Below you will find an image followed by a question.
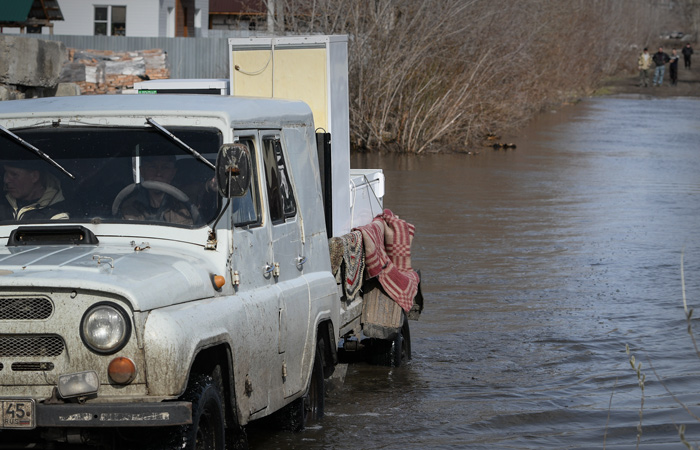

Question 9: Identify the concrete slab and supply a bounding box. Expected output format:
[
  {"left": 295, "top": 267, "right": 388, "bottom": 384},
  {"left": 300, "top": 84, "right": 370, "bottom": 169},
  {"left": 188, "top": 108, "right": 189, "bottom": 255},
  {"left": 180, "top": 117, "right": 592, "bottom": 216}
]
[{"left": 0, "top": 35, "right": 66, "bottom": 88}]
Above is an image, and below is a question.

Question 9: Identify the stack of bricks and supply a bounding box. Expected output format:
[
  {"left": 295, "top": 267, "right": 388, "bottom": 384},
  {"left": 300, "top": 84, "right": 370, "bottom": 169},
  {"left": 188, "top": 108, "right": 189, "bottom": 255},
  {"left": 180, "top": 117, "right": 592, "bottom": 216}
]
[{"left": 61, "top": 48, "right": 169, "bottom": 95}]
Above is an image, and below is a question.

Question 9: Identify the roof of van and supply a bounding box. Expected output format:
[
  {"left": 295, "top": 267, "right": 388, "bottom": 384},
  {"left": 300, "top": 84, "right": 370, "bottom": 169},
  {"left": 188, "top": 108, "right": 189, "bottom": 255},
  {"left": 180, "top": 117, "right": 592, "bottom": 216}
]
[{"left": 0, "top": 94, "right": 314, "bottom": 128}]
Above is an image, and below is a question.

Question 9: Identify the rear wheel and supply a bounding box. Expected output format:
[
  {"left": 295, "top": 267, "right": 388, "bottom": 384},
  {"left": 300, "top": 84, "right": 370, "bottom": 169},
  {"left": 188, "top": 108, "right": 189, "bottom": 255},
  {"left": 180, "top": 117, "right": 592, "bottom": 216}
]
[
  {"left": 400, "top": 315, "right": 412, "bottom": 362},
  {"left": 277, "top": 342, "right": 325, "bottom": 431},
  {"left": 304, "top": 343, "right": 325, "bottom": 423},
  {"left": 368, "top": 313, "right": 411, "bottom": 367}
]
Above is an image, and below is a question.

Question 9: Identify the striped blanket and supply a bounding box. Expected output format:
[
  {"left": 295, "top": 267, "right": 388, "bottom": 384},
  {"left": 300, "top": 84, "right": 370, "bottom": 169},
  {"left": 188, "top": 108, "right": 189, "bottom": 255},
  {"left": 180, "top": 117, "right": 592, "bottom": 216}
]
[{"left": 355, "top": 209, "right": 418, "bottom": 312}]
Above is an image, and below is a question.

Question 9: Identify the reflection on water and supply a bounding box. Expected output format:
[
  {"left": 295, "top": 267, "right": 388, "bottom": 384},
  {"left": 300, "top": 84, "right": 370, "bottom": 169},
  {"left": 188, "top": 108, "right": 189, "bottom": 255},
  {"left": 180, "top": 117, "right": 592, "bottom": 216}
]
[{"left": 248, "top": 97, "right": 700, "bottom": 449}]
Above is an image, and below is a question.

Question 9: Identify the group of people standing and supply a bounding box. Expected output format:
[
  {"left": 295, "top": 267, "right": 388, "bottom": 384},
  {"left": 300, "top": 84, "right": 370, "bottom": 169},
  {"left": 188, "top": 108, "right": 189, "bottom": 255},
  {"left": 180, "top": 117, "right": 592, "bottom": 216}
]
[{"left": 638, "top": 43, "right": 693, "bottom": 87}]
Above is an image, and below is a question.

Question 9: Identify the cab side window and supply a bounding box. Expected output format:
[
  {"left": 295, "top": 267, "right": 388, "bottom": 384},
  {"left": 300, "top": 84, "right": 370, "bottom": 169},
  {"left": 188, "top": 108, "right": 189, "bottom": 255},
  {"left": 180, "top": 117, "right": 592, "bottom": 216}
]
[
  {"left": 232, "top": 138, "right": 261, "bottom": 227},
  {"left": 262, "top": 136, "right": 296, "bottom": 224}
]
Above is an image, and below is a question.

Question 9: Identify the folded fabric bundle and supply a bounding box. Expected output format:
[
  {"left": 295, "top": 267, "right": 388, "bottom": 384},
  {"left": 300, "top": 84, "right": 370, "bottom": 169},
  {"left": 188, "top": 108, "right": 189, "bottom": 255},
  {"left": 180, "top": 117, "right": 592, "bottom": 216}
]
[
  {"left": 357, "top": 217, "right": 388, "bottom": 278},
  {"left": 383, "top": 209, "right": 415, "bottom": 272},
  {"left": 329, "top": 230, "right": 365, "bottom": 302},
  {"left": 356, "top": 209, "right": 419, "bottom": 312},
  {"left": 329, "top": 236, "right": 344, "bottom": 277}
]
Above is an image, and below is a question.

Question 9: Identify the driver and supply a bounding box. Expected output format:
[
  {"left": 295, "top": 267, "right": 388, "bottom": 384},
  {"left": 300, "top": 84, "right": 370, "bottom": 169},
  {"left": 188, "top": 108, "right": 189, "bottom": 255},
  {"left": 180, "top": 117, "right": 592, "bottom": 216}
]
[{"left": 120, "top": 155, "right": 194, "bottom": 225}]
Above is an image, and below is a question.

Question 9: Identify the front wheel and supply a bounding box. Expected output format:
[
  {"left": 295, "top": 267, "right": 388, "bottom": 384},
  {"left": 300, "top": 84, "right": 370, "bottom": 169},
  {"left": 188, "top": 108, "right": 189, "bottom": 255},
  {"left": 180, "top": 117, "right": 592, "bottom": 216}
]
[{"left": 179, "top": 374, "right": 226, "bottom": 450}]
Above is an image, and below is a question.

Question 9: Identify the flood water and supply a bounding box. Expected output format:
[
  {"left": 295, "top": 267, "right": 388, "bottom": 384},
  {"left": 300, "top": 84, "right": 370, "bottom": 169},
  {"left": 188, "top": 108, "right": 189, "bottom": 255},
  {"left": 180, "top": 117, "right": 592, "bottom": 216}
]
[{"left": 249, "top": 96, "right": 700, "bottom": 449}]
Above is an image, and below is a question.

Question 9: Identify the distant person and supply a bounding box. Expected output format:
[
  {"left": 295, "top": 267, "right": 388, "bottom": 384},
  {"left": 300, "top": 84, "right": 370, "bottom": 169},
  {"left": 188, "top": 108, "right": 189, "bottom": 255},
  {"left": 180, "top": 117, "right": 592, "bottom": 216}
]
[
  {"left": 0, "top": 162, "right": 69, "bottom": 221},
  {"left": 652, "top": 47, "right": 670, "bottom": 86},
  {"left": 682, "top": 43, "right": 693, "bottom": 69},
  {"left": 669, "top": 49, "right": 679, "bottom": 86},
  {"left": 638, "top": 47, "right": 652, "bottom": 87}
]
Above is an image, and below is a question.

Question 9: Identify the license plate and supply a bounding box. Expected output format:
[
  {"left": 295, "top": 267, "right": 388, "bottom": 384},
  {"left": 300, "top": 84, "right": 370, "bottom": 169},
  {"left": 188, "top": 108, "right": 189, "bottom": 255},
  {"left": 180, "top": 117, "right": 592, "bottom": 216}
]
[{"left": 1, "top": 399, "right": 36, "bottom": 429}]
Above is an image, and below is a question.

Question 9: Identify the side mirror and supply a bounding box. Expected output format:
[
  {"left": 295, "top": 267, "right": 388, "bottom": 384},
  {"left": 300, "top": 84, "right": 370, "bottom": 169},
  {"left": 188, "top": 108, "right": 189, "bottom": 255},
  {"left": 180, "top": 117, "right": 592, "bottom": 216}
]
[{"left": 216, "top": 143, "right": 252, "bottom": 198}]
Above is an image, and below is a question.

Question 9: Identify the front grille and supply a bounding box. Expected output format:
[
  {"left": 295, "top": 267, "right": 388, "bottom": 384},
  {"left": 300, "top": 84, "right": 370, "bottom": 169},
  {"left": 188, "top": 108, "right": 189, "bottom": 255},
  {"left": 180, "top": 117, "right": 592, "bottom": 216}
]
[
  {"left": 0, "top": 335, "right": 65, "bottom": 357},
  {"left": 11, "top": 362, "right": 54, "bottom": 372},
  {"left": 0, "top": 297, "right": 53, "bottom": 320}
]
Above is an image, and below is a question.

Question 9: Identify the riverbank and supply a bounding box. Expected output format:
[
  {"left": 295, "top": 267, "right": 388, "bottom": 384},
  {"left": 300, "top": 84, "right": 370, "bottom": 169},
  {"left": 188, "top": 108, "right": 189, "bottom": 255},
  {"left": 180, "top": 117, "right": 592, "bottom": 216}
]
[
  {"left": 597, "top": 62, "right": 700, "bottom": 98},
  {"left": 460, "top": 62, "right": 700, "bottom": 154}
]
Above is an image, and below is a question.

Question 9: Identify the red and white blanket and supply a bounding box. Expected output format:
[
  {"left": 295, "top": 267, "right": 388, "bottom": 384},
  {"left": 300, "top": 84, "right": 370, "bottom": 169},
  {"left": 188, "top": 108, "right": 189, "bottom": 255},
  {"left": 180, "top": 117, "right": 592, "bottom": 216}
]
[{"left": 355, "top": 209, "right": 419, "bottom": 312}]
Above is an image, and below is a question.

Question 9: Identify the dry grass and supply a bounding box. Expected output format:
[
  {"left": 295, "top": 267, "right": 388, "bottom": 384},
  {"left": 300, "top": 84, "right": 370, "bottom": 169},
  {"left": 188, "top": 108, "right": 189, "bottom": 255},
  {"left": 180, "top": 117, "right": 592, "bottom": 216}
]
[
  {"left": 263, "top": 0, "right": 690, "bottom": 153},
  {"left": 620, "top": 250, "right": 700, "bottom": 449}
]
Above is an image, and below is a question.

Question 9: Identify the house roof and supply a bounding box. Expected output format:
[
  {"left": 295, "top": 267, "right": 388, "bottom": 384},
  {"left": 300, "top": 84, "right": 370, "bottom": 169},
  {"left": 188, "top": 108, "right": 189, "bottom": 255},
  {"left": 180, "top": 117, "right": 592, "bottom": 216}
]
[
  {"left": 30, "top": 0, "right": 64, "bottom": 21},
  {"left": 0, "top": 0, "right": 63, "bottom": 25},
  {"left": 0, "top": 0, "right": 33, "bottom": 22}
]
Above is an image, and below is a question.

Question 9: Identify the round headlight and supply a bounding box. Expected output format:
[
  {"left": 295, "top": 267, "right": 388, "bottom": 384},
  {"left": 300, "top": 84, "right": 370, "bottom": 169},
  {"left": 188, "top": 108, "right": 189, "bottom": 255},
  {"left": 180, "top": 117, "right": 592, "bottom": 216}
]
[{"left": 80, "top": 302, "right": 131, "bottom": 354}]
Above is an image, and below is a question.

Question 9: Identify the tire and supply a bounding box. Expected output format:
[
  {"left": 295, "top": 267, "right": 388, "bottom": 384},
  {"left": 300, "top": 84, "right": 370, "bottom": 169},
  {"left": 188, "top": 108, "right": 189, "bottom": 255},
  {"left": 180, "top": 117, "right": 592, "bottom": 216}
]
[
  {"left": 401, "top": 315, "right": 412, "bottom": 362},
  {"left": 276, "top": 342, "right": 325, "bottom": 431},
  {"left": 368, "top": 312, "right": 411, "bottom": 367},
  {"left": 179, "top": 374, "right": 226, "bottom": 450},
  {"left": 211, "top": 365, "right": 248, "bottom": 450},
  {"left": 305, "top": 343, "right": 325, "bottom": 423}
]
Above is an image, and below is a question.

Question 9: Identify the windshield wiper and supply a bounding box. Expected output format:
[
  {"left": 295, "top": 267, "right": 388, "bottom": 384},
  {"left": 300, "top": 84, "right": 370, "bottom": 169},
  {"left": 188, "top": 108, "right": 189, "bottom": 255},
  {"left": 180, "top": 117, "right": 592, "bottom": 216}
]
[
  {"left": 145, "top": 118, "right": 215, "bottom": 171},
  {"left": 0, "top": 124, "right": 75, "bottom": 179}
]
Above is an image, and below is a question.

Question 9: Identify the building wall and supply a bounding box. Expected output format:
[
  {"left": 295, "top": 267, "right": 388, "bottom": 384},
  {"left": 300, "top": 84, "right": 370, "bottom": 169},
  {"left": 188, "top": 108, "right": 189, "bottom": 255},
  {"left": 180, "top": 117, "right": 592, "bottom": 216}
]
[
  {"left": 157, "top": 0, "right": 210, "bottom": 38},
  {"left": 158, "top": 0, "right": 176, "bottom": 37},
  {"left": 50, "top": 1, "right": 160, "bottom": 37},
  {"left": 22, "top": 0, "right": 209, "bottom": 37}
]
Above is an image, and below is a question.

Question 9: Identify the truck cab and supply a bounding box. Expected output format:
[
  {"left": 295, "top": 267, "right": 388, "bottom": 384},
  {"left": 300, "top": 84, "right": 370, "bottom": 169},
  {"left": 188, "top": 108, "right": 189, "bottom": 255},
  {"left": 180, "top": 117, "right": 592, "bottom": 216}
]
[
  {"left": 1, "top": 34, "right": 423, "bottom": 449},
  {"left": 0, "top": 94, "right": 338, "bottom": 448}
]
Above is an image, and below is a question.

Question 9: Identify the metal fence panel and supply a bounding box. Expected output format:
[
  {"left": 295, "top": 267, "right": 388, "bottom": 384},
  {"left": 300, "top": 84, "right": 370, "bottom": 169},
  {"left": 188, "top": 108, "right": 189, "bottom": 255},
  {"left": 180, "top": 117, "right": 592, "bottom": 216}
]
[{"left": 18, "top": 35, "right": 235, "bottom": 79}]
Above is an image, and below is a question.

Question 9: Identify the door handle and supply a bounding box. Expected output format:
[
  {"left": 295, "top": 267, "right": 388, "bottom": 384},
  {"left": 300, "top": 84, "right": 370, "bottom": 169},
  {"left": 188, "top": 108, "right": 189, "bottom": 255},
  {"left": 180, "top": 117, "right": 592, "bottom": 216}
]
[{"left": 264, "top": 262, "right": 280, "bottom": 277}]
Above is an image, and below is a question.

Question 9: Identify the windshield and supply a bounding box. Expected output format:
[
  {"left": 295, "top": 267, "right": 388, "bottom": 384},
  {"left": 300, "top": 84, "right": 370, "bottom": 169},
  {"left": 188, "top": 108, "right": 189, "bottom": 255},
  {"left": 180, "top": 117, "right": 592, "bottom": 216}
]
[{"left": 0, "top": 126, "right": 222, "bottom": 228}]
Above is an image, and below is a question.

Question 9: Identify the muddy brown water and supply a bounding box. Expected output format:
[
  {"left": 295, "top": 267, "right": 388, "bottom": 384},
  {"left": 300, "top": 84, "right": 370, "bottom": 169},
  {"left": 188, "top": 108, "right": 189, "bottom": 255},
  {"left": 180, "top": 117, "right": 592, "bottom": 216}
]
[{"left": 247, "top": 96, "right": 700, "bottom": 449}]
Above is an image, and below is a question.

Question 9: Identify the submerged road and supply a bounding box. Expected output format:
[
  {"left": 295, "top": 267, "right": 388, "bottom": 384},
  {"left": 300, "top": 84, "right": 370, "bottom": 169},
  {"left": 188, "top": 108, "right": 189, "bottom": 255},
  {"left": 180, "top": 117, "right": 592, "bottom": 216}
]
[{"left": 249, "top": 95, "right": 700, "bottom": 449}]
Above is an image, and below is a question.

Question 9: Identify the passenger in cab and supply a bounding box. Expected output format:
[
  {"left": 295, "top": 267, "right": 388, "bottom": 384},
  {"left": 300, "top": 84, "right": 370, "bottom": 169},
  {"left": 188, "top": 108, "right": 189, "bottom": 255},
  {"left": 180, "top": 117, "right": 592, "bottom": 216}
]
[{"left": 0, "top": 162, "right": 69, "bottom": 221}]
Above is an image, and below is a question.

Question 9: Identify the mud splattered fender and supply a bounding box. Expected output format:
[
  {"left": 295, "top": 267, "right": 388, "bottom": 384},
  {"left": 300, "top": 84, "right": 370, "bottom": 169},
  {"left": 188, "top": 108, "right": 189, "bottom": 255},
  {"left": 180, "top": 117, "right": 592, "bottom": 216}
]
[{"left": 141, "top": 295, "right": 249, "bottom": 398}]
